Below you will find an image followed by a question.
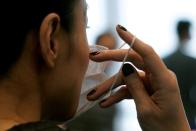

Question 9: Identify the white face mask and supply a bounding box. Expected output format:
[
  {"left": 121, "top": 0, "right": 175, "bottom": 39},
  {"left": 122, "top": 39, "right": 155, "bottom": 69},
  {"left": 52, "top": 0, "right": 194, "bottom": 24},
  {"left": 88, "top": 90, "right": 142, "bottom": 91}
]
[
  {"left": 59, "top": 36, "right": 137, "bottom": 129},
  {"left": 75, "top": 37, "right": 137, "bottom": 118},
  {"left": 75, "top": 45, "right": 109, "bottom": 117},
  {"left": 60, "top": 35, "right": 136, "bottom": 129},
  {"left": 76, "top": 45, "right": 109, "bottom": 117},
  {"left": 63, "top": 45, "right": 110, "bottom": 126}
]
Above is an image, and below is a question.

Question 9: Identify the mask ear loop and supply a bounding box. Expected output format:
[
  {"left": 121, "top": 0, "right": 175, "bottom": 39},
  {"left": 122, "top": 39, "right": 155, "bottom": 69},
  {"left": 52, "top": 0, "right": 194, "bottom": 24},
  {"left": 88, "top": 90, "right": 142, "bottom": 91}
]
[{"left": 107, "top": 36, "right": 137, "bottom": 97}]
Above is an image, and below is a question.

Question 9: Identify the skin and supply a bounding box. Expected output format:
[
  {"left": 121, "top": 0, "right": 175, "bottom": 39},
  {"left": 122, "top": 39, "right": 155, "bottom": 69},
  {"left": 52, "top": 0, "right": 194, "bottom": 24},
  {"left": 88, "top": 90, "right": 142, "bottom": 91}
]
[
  {"left": 0, "top": 0, "right": 191, "bottom": 130},
  {"left": 0, "top": 0, "right": 89, "bottom": 130},
  {"left": 88, "top": 25, "right": 191, "bottom": 131}
]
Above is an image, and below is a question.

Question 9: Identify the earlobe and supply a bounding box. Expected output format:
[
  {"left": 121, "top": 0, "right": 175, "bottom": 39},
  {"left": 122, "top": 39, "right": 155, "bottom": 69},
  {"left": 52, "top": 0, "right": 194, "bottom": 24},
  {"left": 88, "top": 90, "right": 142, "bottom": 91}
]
[{"left": 39, "top": 13, "right": 61, "bottom": 68}]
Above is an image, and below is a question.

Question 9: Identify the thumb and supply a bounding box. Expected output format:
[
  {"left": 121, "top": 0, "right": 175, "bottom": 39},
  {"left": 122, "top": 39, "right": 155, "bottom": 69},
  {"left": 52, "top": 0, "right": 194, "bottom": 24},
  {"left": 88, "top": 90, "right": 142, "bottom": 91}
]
[{"left": 122, "top": 63, "right": 152, "bottom": 108}]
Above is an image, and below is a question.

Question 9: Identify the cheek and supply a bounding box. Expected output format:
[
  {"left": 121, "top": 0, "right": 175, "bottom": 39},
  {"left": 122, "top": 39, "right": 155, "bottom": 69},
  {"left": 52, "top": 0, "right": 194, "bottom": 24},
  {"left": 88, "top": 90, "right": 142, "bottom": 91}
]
[
  {"left": 74, "top": 41, "right": 89, "bottom": 84},
  {"left": 68, "top": 40, "right": 89, "bottom": 96},
  {"left": 73, "top": 30, "right": 89, "bottom": 81},
  {"left": 79, "top": 42, "right": 89, "bottom": 73},
  {"left": 62, "top": 45, "right": 89, "bottom": 117}
]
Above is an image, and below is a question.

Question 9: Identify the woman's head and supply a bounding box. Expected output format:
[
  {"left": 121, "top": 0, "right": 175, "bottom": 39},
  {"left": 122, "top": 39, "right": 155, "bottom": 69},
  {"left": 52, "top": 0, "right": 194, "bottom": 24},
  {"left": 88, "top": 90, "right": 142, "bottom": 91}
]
[{"left": 0, "top": 0, "right": 89, "bottom": 122}]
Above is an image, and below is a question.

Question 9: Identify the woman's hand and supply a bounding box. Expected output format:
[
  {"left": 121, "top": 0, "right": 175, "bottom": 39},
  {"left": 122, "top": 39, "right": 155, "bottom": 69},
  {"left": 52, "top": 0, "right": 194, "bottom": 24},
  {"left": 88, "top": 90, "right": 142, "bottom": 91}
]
[{"left": 87, "top": 25, "right": 191, "bottom": 131}]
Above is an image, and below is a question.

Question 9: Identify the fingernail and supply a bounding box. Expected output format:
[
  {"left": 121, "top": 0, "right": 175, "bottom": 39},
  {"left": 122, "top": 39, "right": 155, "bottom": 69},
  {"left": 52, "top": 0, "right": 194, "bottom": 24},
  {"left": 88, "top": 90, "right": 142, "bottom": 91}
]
[
  {"left": 87, "top": 89, "right": 96, "bottom": 96},
  {"left": 122, "top": 63, "right": 135, "bottom": 77},
  {"left": 118, "top": 24, "right": 127, "bottom": 32},
  {"left": 90, "top": 51, "right": 100, "bottom": 56}
]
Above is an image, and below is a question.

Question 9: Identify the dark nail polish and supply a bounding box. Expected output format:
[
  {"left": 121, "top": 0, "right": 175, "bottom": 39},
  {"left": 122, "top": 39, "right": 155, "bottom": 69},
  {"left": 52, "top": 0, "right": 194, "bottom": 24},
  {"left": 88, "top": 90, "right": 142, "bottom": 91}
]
[
  {"left": 100, "top": 99, "right": 107, "bottom": 104},
  {"left": 87, "top": 89, "right": 96, "bottom": 96},
  {"left": 118, "top": 24, "right": 127, "bottom": 32},
  {"left": 122, "top": 63, "right": 135, "bottom": 77},
  {"left": 90, "top": 51, "right": 100, "bottom": 56}
]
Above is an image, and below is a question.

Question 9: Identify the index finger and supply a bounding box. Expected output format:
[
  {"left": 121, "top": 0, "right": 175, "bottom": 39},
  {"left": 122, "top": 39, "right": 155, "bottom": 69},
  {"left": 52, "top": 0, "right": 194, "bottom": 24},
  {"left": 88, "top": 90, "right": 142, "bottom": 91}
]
[{"left": 116, "top": 25, "right": 167, "bottom": 76}]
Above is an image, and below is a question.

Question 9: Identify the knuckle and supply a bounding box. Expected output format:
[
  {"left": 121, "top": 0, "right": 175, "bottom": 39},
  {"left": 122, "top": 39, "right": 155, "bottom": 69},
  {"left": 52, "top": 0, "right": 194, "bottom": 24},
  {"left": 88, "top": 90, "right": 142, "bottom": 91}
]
[
  {"left": 143, "top": 44, "right": 156, "bottom": 58},
  {"left": 164, "top": 69, "right": 179, "bottom": 92},
  {"left": 126, "top": 77, "right": 140, "bottom": 88},
  {"left": 137, "top": 107, "right": 153, "bottom": 122},
  {"left": 168, "top": 70, "right": 177, "bottom": 79},
  {"left": 167, "top": 69, "right": 177, "bottom": 83},
  {"left": 145, "top": 44, "right": 155, "bottom": 54}
]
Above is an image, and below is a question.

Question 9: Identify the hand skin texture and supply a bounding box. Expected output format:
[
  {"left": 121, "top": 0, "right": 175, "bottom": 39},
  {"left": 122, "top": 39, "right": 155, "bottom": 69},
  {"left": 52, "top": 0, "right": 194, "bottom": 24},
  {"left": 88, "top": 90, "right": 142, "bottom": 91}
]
[{"left": 87, "top": 25, "right": 191, "bottom": 131}]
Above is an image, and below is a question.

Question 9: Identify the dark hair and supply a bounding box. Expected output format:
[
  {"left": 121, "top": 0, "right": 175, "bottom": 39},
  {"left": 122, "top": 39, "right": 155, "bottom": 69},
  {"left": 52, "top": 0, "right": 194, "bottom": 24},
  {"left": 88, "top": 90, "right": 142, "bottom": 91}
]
[
  {"left": 176, "top": 20, "right": 191, "bottom": 39},
  {"left": 0, "top": 0, "right": 77, "bottom": 76}
]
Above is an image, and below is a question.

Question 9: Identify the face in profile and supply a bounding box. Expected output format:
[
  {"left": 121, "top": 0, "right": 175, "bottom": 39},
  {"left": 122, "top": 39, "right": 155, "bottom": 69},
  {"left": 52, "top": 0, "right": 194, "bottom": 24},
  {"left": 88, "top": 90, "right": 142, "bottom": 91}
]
[{"left": 39, "top": 0, "right": 89, "bottom": 121}]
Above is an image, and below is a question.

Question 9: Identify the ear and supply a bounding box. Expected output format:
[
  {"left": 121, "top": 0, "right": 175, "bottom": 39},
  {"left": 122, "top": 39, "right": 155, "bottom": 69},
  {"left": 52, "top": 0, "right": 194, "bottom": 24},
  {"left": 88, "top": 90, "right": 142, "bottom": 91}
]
[{"left": 39, "top": 13, "right": 61, "bottom": 68}]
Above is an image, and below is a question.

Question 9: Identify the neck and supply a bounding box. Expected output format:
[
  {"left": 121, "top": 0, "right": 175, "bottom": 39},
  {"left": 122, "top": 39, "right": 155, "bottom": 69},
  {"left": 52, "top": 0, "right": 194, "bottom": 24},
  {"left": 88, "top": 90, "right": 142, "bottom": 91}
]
[
  {"left": 0, "top": 81, "right": 41, "bottom": 130},
  {"left": 0, "top": 33, "right": 42, "bottom": 130},
  {"left": 0, "top": 65, "right": 41, "bottom": 130},
  {"left": 177, "top": 39, "right": 189, "bottom": 54}
]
